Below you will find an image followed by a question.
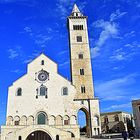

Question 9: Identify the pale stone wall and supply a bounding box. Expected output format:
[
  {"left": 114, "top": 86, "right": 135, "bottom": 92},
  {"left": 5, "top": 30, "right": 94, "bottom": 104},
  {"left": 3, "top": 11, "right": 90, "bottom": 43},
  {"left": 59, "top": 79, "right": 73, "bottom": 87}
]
[
  {"left": 1, "top": 54, "right": 101, "bottom": 140},
  {"left": 68, "top": 17, "right": 94, "bottom": 99},
  {"left": 1, "top": 125, "right": 80, "bottom": 140}
]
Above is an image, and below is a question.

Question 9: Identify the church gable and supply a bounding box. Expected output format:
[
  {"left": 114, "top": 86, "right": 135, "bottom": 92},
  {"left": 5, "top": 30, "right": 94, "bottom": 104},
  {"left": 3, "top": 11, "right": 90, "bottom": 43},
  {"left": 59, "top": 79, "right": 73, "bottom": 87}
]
[{"left": 27, "top": 53, "right": 58, "bottom": 74}]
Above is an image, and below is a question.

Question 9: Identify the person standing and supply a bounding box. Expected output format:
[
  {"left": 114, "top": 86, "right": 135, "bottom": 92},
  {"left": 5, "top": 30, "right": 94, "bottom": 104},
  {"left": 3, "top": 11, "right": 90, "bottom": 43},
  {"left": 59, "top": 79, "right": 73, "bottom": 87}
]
[
  {"left": 122, "top": 129, "right": 128, "bottom": 140},
  {"left": 129, "top": 129, "right": 134, "bottom": 140}
]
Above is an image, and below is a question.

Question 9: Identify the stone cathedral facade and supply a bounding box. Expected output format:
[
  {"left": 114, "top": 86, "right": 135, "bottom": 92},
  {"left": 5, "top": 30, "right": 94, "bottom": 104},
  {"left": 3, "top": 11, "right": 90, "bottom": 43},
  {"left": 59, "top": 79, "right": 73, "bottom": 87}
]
[{"left": 1, "top": 4, "right": 101, "bottom": 140}]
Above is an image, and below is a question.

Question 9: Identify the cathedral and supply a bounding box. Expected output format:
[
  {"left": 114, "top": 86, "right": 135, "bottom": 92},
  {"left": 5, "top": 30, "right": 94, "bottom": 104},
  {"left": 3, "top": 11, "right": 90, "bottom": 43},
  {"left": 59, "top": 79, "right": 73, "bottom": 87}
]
[{"left": 1, "top": 4, "right": 101, "bottom": 140}]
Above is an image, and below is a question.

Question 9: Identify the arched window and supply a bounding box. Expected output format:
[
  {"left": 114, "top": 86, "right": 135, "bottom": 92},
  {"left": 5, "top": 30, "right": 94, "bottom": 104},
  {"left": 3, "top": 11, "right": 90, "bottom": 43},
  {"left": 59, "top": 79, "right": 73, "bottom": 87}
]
[
  {"left": 94, "top": 116, "right": 99, "bottom": 126},
  {"left": 62, "top": 87, "right": 68, "bottom": 95},
  {"left": 114, "top": 115, "right": 119, "bottom": 122},
  {"left": 39, "top": 86, "right": 47, "bottom": 96},
  {"left": 16, "top": 88, "right": 22, "bottom": 96},
  {"left": 104, "top": 116, "right": 109, "bottom": 123},
  {"left": 79, "top": 53, "right": 83, "bottom": 59},
  {"left": 41, "top": 60, "right": 44, "bottom": 65},
  {"left": 56, "top": 135, "right": 59, "bottom": 140},
  {"left": 18, "top": 136, "right": 22, "bottom": 140},
  {"left": 37, "top": 112, "right": 46, "bottom": 125},
  {"left": 81, "top": 86, "right": 86, "bottom": 93}
]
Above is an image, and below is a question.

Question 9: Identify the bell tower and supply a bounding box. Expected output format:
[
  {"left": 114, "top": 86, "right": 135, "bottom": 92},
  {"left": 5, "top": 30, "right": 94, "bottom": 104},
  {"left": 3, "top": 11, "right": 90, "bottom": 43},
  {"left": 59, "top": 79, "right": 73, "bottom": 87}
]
[{"left": 68, "top": 4, "right": 94, "bottom": 99}]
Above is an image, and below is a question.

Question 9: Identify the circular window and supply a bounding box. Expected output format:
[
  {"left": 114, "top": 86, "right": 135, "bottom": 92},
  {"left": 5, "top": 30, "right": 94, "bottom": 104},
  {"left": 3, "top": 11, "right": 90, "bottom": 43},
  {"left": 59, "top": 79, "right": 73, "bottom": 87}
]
[{"left": 37, "top": 70, "right": 49, "bottom": 82}]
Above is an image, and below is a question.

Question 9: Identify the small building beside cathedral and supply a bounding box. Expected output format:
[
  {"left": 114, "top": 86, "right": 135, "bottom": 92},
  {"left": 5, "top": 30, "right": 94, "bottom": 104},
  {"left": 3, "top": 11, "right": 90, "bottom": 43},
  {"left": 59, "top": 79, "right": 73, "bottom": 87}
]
[
  {"left": 101, "top": 111, "right": 133, "bottom": 134},
  {"left": 1, "top": 4, "right": 101, "bottom": 140},
  {"left": 132, "top": 99, "right": 140, "bottom": 137}
]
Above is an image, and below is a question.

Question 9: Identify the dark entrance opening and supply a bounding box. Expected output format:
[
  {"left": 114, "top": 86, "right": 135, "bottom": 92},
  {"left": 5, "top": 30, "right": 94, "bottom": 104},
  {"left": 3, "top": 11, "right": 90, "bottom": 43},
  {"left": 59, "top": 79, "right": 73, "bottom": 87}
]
[
  {"left": 78, "top": 108, "right": 90, "bottom": 137},
  {"left": 26, "top": 131, "right": 52, "bottom": 140}
]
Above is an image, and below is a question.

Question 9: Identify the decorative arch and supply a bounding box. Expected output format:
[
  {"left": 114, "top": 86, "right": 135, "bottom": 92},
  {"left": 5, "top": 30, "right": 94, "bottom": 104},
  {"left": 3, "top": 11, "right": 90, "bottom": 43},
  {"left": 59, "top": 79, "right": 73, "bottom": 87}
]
[
  {"left": 27, "top": 116, "right": 34, "bottom": 125},
  {"left": 14, "top": 116, "right": 20, "bottom": 125},
  {"left": 49, "top": 115, "right": 55, "bottom": 125},
  {"left": 6, "top": 116, "right": 13, "bottom": 125},
  {"left": 70, "top": 115, "right": 77, "bottom": 125},
  {"left": 20, "top": 115, "right": 27, "bottom": 125},
  {"left": 64, "top": 115, "right": 70, "bottom": 125},
  {"left": 55, "top": 115, "right": 63, "bottom": 125}
]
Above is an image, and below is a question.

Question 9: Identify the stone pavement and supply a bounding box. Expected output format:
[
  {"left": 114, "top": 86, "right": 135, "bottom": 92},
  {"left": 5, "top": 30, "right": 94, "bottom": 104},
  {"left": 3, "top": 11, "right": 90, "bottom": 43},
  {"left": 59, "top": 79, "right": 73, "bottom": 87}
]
[
  {"left": 81, "top": 138, "right": 140, "bottom": 140},
  {"left": 80, "top": 136, "right": 140, "bottom": 140}
]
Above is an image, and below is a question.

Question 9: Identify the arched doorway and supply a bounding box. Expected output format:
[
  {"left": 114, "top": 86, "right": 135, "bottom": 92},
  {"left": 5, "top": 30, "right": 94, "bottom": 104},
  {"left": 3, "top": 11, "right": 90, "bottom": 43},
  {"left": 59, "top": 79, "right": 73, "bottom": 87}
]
[
  {"left": 26, "top": 130, "right": 52, "bottom": 140},
  {"left": 78, "top": 108, "right": 90, "bottom": 137}
]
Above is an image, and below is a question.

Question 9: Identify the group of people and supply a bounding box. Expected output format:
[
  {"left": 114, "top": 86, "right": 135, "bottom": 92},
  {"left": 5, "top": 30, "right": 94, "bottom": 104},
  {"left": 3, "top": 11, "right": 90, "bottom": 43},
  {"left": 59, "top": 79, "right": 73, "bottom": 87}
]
[{"left": 122, "top": 129, "right": 135, "bottom": 140}]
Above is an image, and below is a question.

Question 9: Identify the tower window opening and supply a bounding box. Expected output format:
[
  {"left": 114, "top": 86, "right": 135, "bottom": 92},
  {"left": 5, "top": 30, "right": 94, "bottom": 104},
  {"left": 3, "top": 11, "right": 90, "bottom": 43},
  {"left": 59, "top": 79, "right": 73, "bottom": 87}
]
[
  {"left": 73, "top": 25, "right": 83, "bottom": 30},
  {"left": 80, "top": 69, "right": 84, "bottom": 75},
  {"left": 77, "top": 36, "right": 82, "bottom": 42},
  {"left": 79, "top": 53, "right": 83, "bottom": 59},
  {"left": 81, "top": 86, "right": 86, "bottom": 93},
  {"left": 41, "top": 60, "right": 44, "bottom": 65}
]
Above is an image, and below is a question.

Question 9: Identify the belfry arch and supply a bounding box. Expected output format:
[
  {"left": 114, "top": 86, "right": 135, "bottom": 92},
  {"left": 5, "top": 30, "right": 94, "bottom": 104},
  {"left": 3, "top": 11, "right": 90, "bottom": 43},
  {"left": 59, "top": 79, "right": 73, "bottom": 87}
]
[
  {"left": 77, "top": 107, "right": 90, "bottom": 137},
  {"left": 26, "top": 130, "right": 52, "bottom": 140}
]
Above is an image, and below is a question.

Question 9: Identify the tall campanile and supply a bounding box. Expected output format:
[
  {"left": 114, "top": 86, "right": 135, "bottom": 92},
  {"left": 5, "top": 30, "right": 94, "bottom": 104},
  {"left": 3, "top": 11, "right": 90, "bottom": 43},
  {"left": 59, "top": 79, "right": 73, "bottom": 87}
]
[{"left": 68, "top": 4, "right": 94, "bottom": 99}]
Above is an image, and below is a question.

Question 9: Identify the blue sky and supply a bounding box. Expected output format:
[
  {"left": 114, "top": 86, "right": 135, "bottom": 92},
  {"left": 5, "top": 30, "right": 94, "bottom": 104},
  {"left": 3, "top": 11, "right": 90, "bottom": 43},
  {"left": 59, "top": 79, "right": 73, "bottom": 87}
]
[{"left": 0, "top": 0, "right": 140, "bottom": 127}]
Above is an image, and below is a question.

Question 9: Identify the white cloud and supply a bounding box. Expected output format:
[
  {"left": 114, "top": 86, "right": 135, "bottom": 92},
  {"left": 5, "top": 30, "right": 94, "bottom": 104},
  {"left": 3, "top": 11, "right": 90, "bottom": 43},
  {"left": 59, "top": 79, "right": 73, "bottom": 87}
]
[
  {"left": 23, "top": 51, "right": 40, "bottom": 64},
  {"left": 57, "top": 50, "right": 68, "bottom": 56},
  {"left": 59, "top": 61, "right": 69, "bottom": 68},
  {"left": 95, "top": 74, "right": 138, "bottom": 101},
  {"left": 124, "top": 31, "right": 135, "bottom": 37},
  {"left": 110, "top": 9, "right": 127, "bottom": 22},
  {"left": 109, "top": 41, "right": 140, "bottom": 62},
  {"left": 10, "top": 69, "right": 22, "bottom": 74},
  {"left": 7, "top": 49, "right": 19, "bottom": 59},
  {"left": 110, "top": 52, "right": 127, "bottom": 61},
  {"left": 102, "top": 103, "right": 131, "bottom": 111},
  {"left": 35, "top": 34, "right": 52, "bottom": 46},
  {"left": 24, "top": 26, "right": 32, "bottom": 33},
  {"left": 91, "top": 19, "right": 119, "bottom": 58},
  {"left": 94, "top": 20, "right": 118, "bottom": 47}
]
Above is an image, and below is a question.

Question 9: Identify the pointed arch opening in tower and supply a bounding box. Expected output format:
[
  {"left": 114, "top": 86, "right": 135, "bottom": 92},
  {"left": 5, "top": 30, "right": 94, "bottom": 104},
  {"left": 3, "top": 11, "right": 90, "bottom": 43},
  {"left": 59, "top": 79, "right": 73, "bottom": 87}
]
[{"left": 78, "top": 108, "right": 90, "bottom": 137}]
